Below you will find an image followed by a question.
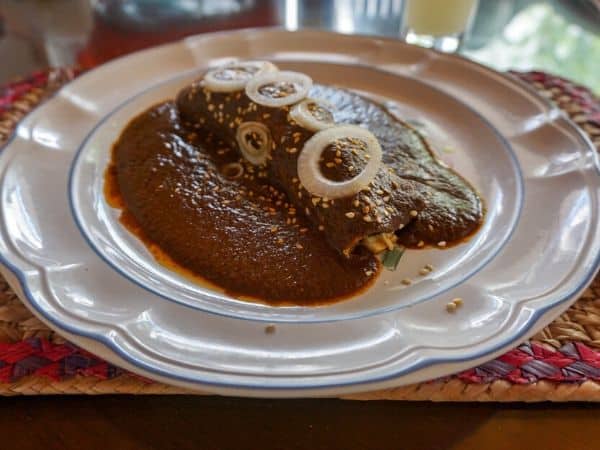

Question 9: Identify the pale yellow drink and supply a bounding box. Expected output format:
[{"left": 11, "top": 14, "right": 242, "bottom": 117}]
[{"left": 405, "top": 0, "right": 478, "bottom": 36}]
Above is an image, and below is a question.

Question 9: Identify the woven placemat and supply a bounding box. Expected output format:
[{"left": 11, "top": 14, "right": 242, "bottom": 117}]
[{"left": 1, "top": 68, "right": 600, "bottom": 400}]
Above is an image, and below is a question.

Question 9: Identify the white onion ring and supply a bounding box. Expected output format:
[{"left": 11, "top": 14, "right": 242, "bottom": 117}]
[
  {"left": 221, "top": 162, "right": 244, "bottom": 179},
  {"left": 245, "top": 71, "right": 312, "bottom": 107},
  {"left": 289, "top": 99, "right": 335, "bottom": 131},
  {"left": 203, "top": 61, "right": 278, "bottom": 93},
  {"left": 297, "top": 125, "right": 382, "bottom": 199},
  {"left": 236, "top": 121, "right": 272, "bottom": 166}
]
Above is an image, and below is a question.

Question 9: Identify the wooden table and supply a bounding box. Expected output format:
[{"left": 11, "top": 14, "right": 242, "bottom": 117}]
[
  {"left": 2, "top": 396, "right": 600, "bottom": 449},
  {"left": 1, "top": 2, "right": 600, "bottom": 448}
]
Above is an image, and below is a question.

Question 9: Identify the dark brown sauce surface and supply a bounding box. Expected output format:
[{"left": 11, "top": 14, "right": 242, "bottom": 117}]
[
  {"left": 176, "top": 84, "right": 484, "bottom": 254},
  {"left": 107, "top": 102, "right": 378, "bottom": 306},
  {"left": 107, "top": 84, "right": 483, "bottom": 306},
  {"left": 311, "top": 86, "right": 485, "bottom": 249}
]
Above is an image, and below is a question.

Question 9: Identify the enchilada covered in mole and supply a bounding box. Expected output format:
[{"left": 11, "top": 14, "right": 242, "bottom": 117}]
[{"left": 106, "top": 60, "right": 484, "bottom": 305}]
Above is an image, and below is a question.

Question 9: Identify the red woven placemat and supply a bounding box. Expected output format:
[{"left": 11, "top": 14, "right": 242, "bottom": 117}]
[{"left": 1, "top": 67, "right": 599, "bottom": 399}]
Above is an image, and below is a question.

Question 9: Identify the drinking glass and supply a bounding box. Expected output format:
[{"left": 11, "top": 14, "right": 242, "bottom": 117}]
[{"left": 401, "top": 0, "right": 479, "bottom": 52}]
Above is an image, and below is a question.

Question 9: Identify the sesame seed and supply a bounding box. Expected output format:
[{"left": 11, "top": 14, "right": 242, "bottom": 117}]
[
  {"left": 300, "top": 228, "right": 308, "bottom": 233},
  {"left": 375, "top": 216, "right": 382, "bottom": 223},
  {"left": 263, "top": 113, "right": 271, "bottom": 119},
  {"left": 437, "top": 241, "right": 447, "bottom": 247},
  {"left": 208, "top": 104, "right": 215, "bottom": 111},
  {"left": 446, "top": 302, "right": 457, "bottom": 313},
  {"left": 401, "top": 278, "right": 412, "bottom": 285},
  {"left": 305, "top": 207, "right": 310, "bottom": 216},
  {"left": 376, "top": 189, "right": 384, "bottom": 195},
  {"left": 325, "top": 162, "right": 335, "bottom": 168},
  {"left": 277, "top": 238, "right": 284, "bottom": 244},
  {"left": 409, "top": 210, "right": 418, "bottom": 217},
  {"left": 334, "top": 158, "right": 343, "bottom": 164},
  {"left": 296, "top": 243, "right": 303, "bottom": 249},
  {"left": 270, "top": 226, "right": 278, "bottom": 233},
  {"left": 335, "top": 150, "right": 341, "bottom": 157},
  {"left": 383, "top": 196, "right": 390, "bottom": 202},
  {"left": 363, "top": 215, "right": 372, "bottom": 222},
  {"left": 264, "top": 325, "right": 276, "bottom": 334},
  {"left": 318, "top": 225, "right": 325, "bottom": 231},
  {"left": 391, "top": 181, "right": 399, "bottom": 189},
  {"left": 348, "top": 165, "right": 354, "bottom": 171},
  {"left": 287, "top": 147, "right": 298, "bottom": 154},
  {"left": 362, "top": 206, "right": 370, "bottom": 214},
  {"left": 345, "top": 212, "right": 356, "bottom": 219},
  {"left": 353, "top": 199, "right": 360, "bottom": 207},
  {"left": 452, "top": 298, "right": 463, "bottom": 307},
  {"left": 428, "top": 224, "right": 434, "bottom": 232},
  {"left": 425, "top": 264, "right": 434, "bottom": 271},
  {"left": 365, "top": 270, "right": 373, "bottom": 276},
  {"left": 321, "top": 202, "right": 330, "bottom": 208},
  {"left": 417, "top": 240, "right": 424, "bottom": 248},
  {"left": 419, "top": 268, "right": 430, "bottom": 276}
]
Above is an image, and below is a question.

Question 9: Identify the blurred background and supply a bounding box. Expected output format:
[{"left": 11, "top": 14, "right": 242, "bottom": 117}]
[{"left": 0, "top": 0, "right": 599, "bottom": 92}]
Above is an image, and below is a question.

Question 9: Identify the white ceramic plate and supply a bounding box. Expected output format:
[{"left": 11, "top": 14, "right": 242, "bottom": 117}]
[{"left": 1, "top": 29, "right": 599, "bottom": 397}]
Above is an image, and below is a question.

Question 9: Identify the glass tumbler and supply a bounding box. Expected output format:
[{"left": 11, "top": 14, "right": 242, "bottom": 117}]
[{"left": 401, "top": 0, "right": 479, "bottom": 53}]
